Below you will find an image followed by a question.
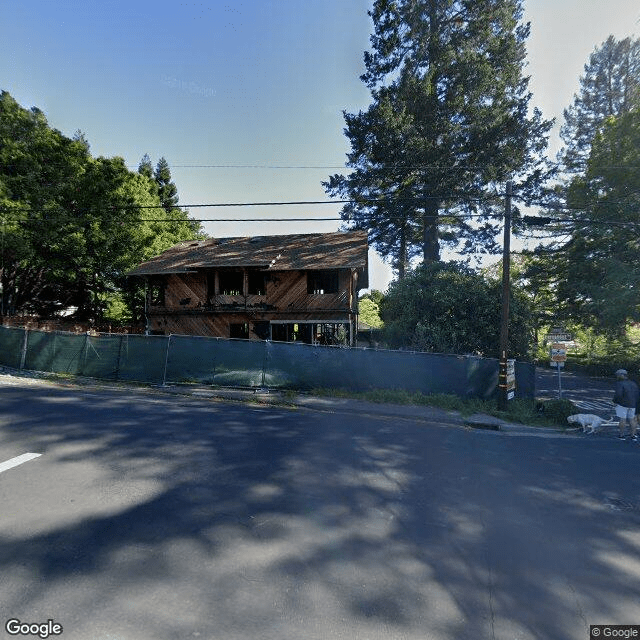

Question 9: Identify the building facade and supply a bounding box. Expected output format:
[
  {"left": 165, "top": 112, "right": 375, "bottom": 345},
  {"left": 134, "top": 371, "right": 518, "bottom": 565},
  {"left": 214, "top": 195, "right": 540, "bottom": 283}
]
[{"left": 127, "top": 231, "right": 369, "bottom": 346}]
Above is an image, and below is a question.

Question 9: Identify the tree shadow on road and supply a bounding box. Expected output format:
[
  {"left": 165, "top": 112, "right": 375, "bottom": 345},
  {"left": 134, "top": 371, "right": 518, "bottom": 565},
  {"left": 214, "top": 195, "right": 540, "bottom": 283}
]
[{"left": 0, "top": 382, "right": 639, "bottom": 639}]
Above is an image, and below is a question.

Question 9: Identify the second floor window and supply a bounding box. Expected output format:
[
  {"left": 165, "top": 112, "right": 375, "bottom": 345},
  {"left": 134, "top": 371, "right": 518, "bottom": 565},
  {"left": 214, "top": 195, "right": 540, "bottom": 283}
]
[
  {"left": 149, "top": 278, "right": 165, "bottom": 305},
  {"left": 307, "top": 270, "right": 339, "bottom": 295},
  {"left": 248, "top": 270, "right": 266, "bottom": 296},
  {"left": 218, "top": 270, "right": 244, "bottom": 295}
]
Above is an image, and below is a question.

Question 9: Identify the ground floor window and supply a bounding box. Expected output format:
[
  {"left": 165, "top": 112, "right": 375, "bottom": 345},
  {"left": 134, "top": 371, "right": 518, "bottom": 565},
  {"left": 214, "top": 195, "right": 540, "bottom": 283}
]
[
  {"left": 271, "top": 321, "right": 351, "bottom": 345},
  {"left": 229, "top": 322, "right": 249, "bottom": 339}
]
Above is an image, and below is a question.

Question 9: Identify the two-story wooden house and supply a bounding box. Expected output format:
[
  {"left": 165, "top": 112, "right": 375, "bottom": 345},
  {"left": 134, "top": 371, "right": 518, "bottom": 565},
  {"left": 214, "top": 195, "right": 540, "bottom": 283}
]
[{"left": 127, "top": 230, "right": 369, "bottom": 345}]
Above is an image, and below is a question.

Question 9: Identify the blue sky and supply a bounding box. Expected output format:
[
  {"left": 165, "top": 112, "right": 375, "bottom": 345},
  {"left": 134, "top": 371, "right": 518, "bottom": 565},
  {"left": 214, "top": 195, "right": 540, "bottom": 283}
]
[{"left": 2, "top": 0, "right": 639, "bottom": 291}]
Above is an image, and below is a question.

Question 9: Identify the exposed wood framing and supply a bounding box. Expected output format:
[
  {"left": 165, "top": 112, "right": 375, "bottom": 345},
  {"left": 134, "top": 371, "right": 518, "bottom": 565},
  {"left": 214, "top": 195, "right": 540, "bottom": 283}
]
[{"left": 145, "top": 268, "right": 362, "bottom": 345}]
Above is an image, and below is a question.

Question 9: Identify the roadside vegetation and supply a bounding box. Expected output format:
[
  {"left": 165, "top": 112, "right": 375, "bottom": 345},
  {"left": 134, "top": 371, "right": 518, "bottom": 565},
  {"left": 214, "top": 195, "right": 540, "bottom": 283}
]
[{"left": 310, "top": 387, "right": 577, "bottom": 429}]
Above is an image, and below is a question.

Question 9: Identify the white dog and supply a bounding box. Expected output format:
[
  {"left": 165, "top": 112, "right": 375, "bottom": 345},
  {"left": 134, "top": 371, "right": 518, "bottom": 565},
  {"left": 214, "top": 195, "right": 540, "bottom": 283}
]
[{"left": 567, "top": 413, "right": 614, "bottom": 434}]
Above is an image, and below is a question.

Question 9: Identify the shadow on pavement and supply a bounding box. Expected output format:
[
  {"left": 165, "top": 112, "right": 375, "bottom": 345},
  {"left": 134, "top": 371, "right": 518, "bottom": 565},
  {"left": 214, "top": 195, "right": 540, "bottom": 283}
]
[{"left": 0, "top": 381, "right": 639, "bottom": 639}]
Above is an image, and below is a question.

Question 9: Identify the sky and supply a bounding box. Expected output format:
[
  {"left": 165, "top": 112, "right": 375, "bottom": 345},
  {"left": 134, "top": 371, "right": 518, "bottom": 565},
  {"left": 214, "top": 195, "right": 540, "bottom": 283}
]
[{"left": 2, "top": 0, "right": 639, "bottom": 292}]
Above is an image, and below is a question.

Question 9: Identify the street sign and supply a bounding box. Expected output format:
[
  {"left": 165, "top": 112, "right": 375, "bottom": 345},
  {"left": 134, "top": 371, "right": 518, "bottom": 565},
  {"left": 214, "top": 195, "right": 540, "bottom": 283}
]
[
  {"left": 546, "top": 328, "right": 573, "bottom": 343},
  {"left": 550, "top": 343, "right": 567, "bottom": 363},
  {"left": 506, "top": 359, "right": 516, "bottom": 400}
]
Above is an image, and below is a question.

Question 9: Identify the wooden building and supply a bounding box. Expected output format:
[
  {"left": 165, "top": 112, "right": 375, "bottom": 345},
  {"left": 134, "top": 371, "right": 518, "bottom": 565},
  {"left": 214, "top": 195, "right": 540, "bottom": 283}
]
[{"left": 127, "top": 230, "right": 369, "bottom": 345}]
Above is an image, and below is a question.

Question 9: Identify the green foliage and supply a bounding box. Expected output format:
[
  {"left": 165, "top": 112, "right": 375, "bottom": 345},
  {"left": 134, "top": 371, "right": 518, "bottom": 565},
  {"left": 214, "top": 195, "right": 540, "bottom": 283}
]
[
  {"left": 324, "top": 0, "right": 552, "bottom": 272},
  {"left": 542, "top": 111, "right": 640, "bottom": 336},
  {"left": 524, "top": 36, "right": 640, "bottom": 340},
  {"left": 535, "top": 399, "right": 577, "bottom": 425},
  {"left": 358, "top": 292, "right": 384, "bottom": 328},
  {"left": 100, "top": 292, "right": 130, "bottom": 324},
  {"left": 154, "top": 156, "right": 179, "bottom": 212},
  {"left": 379, "top": 261, "right": 534, "bottom": 358},
  {"left": 560, "top": 35, "right": 640, "bottom": 175},
  {"left": 0, "top": 90, "right": 204, "bottom": 323},
  {"left": 310, "top": 389, "right": 571, "bottom": 428},
  {"left": 137, "top": 153, "right": 154, "bottom": 180}
]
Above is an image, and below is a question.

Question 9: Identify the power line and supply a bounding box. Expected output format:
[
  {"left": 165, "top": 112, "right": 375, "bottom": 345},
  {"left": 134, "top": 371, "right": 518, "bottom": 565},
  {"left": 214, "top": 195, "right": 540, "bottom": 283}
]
[{"left": 0, "top": 193, "right": 505, "bottom": 216}]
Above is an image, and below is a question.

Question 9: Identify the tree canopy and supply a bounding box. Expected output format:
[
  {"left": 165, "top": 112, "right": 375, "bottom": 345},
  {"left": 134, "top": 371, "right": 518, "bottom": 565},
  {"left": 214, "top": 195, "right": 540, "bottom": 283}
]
[
  {"left": 380, "top": 261, "right": 534, "bottom": 357},
  {"left": 550, "top": 111, "right": 640, "bottom": 334},
  {"left": 324, "top": 0, "right": 552, "bottom": 276},
  {"left": 524, "top": 36, "right": 640, "bottom": 338},
  {"left": 0, "top": 90, "right": 204, "bottom": 323},
  {"left": 560, "top": 35, "right": 640, "bottom": 174}
]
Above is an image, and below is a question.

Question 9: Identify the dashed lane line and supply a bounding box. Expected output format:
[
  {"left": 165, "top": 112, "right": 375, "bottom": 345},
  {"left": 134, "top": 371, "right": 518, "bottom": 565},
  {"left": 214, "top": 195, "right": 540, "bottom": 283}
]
[{"left": 0, "top": 453, "right": 42, "bottom": 474}]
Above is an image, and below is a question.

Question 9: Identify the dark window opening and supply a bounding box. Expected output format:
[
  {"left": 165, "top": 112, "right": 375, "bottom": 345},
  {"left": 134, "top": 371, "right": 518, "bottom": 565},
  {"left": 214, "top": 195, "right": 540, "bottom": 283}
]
[
  {"left": 206, "top": 272, "right": 216, "bottom": 302},
  {"left": 248, "top": 270, "right": 266, "bottom": 296},
  {"left": 229, "top": 322, "right": 249, "bottom": 339},
  {"left": 252, "top": 321, "right": 270, "bottom": 340},
  {"left": 219, "top": 270, "right": 244, "bottom": 296},
  {"left": 307, "top": 270, "right": 339, "bottom": 294},
  {"left": 149, "top": 278, "right": 165, "bottom": 306},
  {"left": 271, "top": 323, "right": 313, "bottom": 344}
]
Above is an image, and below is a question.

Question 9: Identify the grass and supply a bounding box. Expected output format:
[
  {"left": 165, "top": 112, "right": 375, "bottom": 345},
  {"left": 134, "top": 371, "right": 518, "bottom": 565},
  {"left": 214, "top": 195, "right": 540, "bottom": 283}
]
[
  {"left": 1, "top": 366, "right": 575, "bottom": 428},
  {"left": 308, "top": 387, "right": 575, "bottom": 428}
]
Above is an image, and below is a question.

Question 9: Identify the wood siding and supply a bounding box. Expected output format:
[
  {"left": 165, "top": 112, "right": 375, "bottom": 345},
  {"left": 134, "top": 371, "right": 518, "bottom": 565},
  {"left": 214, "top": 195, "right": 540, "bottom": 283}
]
[{"left": 146, "top": 268, "right": 361, "bottom": 341}]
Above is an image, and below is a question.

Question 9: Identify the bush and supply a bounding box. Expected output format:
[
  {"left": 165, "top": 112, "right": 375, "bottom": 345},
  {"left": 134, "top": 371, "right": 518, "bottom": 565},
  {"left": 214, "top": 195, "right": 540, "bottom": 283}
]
[
  {"left": 535, "top": 398, "right": 577, "bottom": 425},
  {"left": 380, "top": 261, "right": 535, "bottom": 358}
]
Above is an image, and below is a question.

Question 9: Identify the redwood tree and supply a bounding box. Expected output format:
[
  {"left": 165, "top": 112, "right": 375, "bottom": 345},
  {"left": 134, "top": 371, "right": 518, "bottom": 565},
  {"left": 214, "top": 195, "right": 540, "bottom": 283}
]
[{"left": 325, "top": 0, "right": 552, "bottom": 273}]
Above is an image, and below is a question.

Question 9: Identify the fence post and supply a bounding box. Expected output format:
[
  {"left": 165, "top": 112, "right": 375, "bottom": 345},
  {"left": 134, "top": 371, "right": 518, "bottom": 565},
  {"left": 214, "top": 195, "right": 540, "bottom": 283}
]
[
  {"left": 114, "top": 334, "right": 124, "bottom": 381},
  {"left": 19, "top": 329, "right": 29, "bottom": 370},
  {"left": 83, "top": 332, "right": 89, "bottom": 375},
  {"left": 162, "top": 334, "right": 172, "bottom": 386},
  {"left": 260, "top": 340, "right": 269, "bottom": 390}
]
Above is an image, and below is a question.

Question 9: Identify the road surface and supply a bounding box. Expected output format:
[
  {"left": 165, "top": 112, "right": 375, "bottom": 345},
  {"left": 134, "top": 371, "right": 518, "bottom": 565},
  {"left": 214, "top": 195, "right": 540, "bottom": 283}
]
[
  {"left": 537, "top": 366, "right": 617, "bottom": 416},
  {"left": 1, "top": 376, "right": 639, "bottom": 640}
]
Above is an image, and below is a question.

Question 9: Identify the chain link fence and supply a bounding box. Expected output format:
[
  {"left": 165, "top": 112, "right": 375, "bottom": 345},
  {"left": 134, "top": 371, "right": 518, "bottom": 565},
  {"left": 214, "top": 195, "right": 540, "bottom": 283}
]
[{"left": 0, "top": 326, "right": 535, "bottom": 398}]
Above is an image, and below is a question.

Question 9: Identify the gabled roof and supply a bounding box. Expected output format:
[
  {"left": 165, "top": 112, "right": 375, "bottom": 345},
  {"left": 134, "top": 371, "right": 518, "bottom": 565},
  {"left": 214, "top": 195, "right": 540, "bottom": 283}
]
[{"left": 127, "top": 230, "right": 369, "bottom": 285}]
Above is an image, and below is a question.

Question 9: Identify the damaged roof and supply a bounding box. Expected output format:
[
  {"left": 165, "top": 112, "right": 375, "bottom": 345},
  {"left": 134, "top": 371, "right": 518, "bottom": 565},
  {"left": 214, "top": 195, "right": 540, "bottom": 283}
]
[{"left": 127, "top": 230, "right": 369, "bottom": 284}]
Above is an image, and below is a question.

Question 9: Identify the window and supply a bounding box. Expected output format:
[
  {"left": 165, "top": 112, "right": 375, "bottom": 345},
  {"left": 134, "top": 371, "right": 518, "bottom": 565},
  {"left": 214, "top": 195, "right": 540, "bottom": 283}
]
[
  {"left": 248, "top": 270, "right": 266, "bottom": 296},
  {"left": 229, "top": 322, "right": 249, "bottom": 339},
  {"left": 307, "top": 270, "right": 339, "bottom": 294},
  {"left": 206, "top": 272, "right": 216, "bottom": 302},
  {"left": 252, "top": 321, "right": 270, "bottom": 340},
  {"left": 149, "top": 278, "right": 165, "bottom": 306},
  {"left": 219, "top": 270, "right": 244, "bottom": 296}
]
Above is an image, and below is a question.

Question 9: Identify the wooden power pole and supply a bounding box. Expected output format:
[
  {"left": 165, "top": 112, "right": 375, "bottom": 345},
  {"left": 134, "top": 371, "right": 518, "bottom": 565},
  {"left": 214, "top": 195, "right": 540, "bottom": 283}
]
[{"left": 498, "top": 181, "right": 512, "bottom": 411}]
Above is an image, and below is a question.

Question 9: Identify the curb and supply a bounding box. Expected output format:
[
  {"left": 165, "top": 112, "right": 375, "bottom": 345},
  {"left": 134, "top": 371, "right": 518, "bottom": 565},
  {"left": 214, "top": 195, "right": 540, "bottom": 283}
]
[{"left": 0, "top": 369, "right": 568, "bottom": 435}]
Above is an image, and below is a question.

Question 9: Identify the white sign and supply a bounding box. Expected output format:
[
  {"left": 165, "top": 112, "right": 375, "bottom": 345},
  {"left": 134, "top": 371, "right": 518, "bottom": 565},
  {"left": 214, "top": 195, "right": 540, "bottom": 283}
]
[
  {"left": 546, "top": 327, "right": 573, "bottom": 343},
  {"left": 506, "top": 359, "right": 516, "bottom": 400},
  {"left": 550, "top": 343, "right": 567, "bottom": 363}
]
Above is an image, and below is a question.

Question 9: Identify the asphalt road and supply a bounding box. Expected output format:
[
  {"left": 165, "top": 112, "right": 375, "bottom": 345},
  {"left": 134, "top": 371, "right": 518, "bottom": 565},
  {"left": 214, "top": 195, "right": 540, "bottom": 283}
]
[
  {"left": 537, "top": 366, "right": 617, "bottom": 416},
  {"left": 1, "top": 376, "right": 640, "bottom": 640}
]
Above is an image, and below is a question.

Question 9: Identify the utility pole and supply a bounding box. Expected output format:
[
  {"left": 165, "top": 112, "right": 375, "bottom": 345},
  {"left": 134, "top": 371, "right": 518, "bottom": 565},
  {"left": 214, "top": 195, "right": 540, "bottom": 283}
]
[{"left": 498, "top": 181, "right": 512, "bottom": 411}]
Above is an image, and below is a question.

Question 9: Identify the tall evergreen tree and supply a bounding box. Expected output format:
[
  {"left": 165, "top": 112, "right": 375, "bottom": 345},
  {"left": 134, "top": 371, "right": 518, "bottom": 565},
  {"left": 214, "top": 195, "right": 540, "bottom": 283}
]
[
  {"left": 560, "top": 35, "right": 640, "bottom": 174},
  {"left": 154, "top": 156, "right": 179, "bottom": 212},
  {"left": 553, "top": 111, "right": 640, "bottom": 335},
  {"left": 324, "top": 0, "right": 552, "bottom": 272},
  {"left": 525, "top": 36, "right": 640, "bottom": 338},
  {"left": 138, "top": 153, "right": 154, "bottom": 180}
]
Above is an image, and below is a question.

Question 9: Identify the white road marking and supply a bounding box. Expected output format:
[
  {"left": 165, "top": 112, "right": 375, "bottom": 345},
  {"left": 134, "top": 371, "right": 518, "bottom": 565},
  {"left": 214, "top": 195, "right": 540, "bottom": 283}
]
[
  {"left": 0, "top": 453, "right": 42, "bottom": 474},
  {"left": 573, "top": 400, "right": 614, "bottom": 413}
]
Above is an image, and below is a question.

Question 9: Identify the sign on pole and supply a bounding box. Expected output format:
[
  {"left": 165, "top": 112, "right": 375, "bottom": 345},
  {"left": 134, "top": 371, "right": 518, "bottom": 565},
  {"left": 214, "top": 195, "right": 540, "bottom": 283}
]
[
  {"left": 546, "top": 327, "right": 573, "bottom": 343},
  {"left": 549, "top": 343, "right": 567, "bottom": 398},
  {"left": 550, "top": 343, "right": 567, "bottom": 365},
  {"left": 506, "top": 359, "right": 516, "bottom": 400}
]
